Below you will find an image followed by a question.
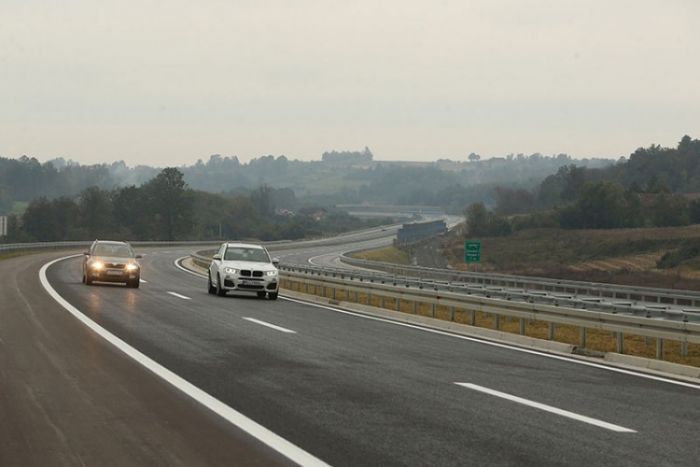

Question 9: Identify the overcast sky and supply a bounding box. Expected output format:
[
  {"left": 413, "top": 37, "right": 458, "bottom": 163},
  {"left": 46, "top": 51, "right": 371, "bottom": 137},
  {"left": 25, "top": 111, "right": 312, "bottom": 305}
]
[{"left": 1, "top": 0, "right": 698, "bottom": 165}]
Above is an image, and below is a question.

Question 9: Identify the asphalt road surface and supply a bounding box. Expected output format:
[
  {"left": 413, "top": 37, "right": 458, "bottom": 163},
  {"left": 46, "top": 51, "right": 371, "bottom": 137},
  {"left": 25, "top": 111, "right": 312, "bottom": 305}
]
[{"left": 6, "top": 242, "right": 696, "bottom": 466}]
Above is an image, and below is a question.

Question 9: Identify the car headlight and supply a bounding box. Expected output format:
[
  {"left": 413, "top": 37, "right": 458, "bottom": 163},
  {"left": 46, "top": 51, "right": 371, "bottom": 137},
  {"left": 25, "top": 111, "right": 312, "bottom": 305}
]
[
  {"left": 266, "top": 270, "right": 278, "bottom": 276},
  {"left": 126, "top": 263, "right": 139, "bottom": 271},
  {"left": 224, "top": 267, "right": 237, "bottom": 274},
  {"left": 91, "top": 261, "right": 104, "bottom": 270}
]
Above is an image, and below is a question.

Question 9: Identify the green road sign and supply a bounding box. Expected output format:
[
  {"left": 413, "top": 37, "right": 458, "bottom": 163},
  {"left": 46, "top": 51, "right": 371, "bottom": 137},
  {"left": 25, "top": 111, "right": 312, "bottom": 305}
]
[{"left": 465, "top": 240, "right": 481, "bottom": 263}]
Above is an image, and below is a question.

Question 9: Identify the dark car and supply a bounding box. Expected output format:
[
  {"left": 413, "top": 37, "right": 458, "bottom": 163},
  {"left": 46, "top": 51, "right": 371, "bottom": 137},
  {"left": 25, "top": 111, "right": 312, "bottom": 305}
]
[{"left": 82, "top": 240, "right": 142, "bottom": 288}]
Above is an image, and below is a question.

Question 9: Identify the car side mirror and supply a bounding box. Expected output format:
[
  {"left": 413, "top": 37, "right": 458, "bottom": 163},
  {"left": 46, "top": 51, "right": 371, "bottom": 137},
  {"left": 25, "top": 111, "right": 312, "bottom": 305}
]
[
  {"left": 272, "top": 257, "right": 280, "bottom": 267},
  {"left": 135, "top": 254, "right": 143, "bottom": 259},
  {"left": 212, "top": 253, "right": 222, "bottom": 261},
  {"left": 83, "top": 251, "right": 90, "bottom": 256}
]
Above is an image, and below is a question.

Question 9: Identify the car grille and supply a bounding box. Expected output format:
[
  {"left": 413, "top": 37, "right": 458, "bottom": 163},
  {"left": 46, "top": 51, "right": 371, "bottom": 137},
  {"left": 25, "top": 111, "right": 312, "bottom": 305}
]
[
  {"left": 240, "top": 270, "right": 264, "bottom": 277},
  {"left": 106, "top": 263, "right": 126, "bottom": 269}
]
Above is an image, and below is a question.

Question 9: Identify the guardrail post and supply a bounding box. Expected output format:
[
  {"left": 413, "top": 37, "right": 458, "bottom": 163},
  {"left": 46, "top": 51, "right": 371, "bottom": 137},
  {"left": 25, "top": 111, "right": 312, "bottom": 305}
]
[
  {"left": 449, "top": 306, "right": 455, "bottom": 321},
  {"left": 332, "top": 287, "right": 336, "bottom": 300},
  {"left": 519, "top": 318, "right": 525, "bottom": 335},
  {"left": 656, "top": 338, "right": 664, "bottom": 359},
  {"left": 412, "top": 301, "right": 418, "bottom": 314},
  {"left": 431, "top": 303, "right": 436, "bottom": 318},
  {"left": 469, "top": 310, "right": 475, "bottom": 326},
  {"left": 616, "top": 332, "right": 624, "bottom": 354},
  {"left": 380, "top": 296, "right": 385, "bottom": 308},
  {"left": 494, "top": 314, "right": 500, "bottom": 330},
  {"left": 367, "top": 291, "right": 372, "bottom": 306},
  {"left": 579, "top": 328, "right": 587, "bottom": 348},
  {"left": 547, "top": 323, "right": 555, "bottom": 340},
  {"left": 681, "top": 341, "right": 688, "bottom": 358}
]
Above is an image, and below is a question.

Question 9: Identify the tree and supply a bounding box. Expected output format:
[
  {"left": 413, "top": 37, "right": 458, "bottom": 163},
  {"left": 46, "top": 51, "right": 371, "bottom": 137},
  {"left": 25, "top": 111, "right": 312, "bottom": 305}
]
[
  {"left": 79, "top": 186, "right": 113, "bottom": 238},
  {"left": 464, "top": 202, "right": 511, "bottom": 237},
  {"left": 651, "top": 194, "right": 689, "bottom": 227},
  {"left": 250, "top": 185, "right": 274, "bottom": 216},
  {"left": 468, "top": 153, "right": 481, "bottom": 162},
  {"left": 559, "top": 181, "right": 628, "bottom": 229},
  {"left": 22, "top": 197, "right": 61, "bottom": 241},
  {"left": 143, "top": 168, "right": 193, "bottom": 240}
]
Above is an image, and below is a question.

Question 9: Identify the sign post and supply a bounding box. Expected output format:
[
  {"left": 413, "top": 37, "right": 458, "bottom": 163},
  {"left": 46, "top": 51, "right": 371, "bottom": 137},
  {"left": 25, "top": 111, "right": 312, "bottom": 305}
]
[
  {"left": 464, "top": 240, "right": 481, "bottom": 270},
  {"left": 0, "top": 216, "right": 7, "bottom": 237}
]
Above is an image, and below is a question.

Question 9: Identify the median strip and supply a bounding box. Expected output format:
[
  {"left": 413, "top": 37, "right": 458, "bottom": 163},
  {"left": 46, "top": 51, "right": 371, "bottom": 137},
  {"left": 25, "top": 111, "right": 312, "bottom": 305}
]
[
  {"left": 242, "top": 317, "right": 296, "bottom": 334},
  {"left": 455, "top": 382, "right": 637, "bottom": 433}
]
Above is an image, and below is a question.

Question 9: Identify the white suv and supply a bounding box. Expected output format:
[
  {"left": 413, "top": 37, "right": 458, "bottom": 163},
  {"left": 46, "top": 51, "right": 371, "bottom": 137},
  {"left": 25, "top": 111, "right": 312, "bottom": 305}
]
[{"left": 208, "top": 242, "right": 280, "bottom": 300}]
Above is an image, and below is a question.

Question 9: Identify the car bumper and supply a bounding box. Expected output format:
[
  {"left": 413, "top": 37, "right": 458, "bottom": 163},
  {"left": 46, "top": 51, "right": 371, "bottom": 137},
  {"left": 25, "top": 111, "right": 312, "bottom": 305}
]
[
  {"left": 90, "top": 269, "right": 139, "bottom": 282},
  {"left": 221, "top": 274, "right": 279, "bottom": 292}
]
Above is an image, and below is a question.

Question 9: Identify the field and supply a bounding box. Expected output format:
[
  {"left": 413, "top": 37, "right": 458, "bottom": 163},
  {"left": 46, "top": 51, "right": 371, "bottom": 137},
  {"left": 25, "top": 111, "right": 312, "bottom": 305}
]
[
  {"left": 352, "top": 246, "right": 411, "bottom": 265},
  {"left": 444, "top": 224, "right": 700, "bottom": 290}
]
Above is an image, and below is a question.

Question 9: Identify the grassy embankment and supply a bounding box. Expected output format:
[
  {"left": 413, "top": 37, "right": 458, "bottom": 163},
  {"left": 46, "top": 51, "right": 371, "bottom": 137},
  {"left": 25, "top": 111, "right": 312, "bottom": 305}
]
[
  {"left": 444, "top": 224, "right": 700, "bottom": 290},
  {"left": 352, "top": 246, "right": 411, "bottom": 265}
]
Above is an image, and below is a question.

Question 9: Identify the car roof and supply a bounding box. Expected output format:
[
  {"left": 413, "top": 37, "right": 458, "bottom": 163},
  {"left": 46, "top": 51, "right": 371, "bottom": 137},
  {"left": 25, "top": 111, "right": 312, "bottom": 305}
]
[
  {"left": 94, "top": 240, "right": 130, "bottom": 246},
  {"left": 225, "top": 242, "right": 264, "bottom": 249}
]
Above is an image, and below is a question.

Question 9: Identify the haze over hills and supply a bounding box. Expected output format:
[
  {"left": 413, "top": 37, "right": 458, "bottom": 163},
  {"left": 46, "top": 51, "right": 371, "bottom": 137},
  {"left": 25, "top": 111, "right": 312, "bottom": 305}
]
[{"left": 0, "top": 147, "right": 613, "bottom": 215}]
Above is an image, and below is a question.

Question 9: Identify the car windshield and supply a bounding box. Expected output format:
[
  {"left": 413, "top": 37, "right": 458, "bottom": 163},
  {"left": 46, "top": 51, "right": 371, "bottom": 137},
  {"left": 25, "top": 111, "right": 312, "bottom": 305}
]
[
  {"left": 93, "top": 243, "right": 133, "bottom": 258},
  {"left": 224, "top": 247, "right": 269, "bottom": 263}
]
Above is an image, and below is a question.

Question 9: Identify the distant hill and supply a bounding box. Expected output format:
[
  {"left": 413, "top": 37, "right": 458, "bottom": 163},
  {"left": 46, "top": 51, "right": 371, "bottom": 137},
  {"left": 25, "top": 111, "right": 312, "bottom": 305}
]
[{"left": 0, "top": 150, "right": 613, "bottom": 214}]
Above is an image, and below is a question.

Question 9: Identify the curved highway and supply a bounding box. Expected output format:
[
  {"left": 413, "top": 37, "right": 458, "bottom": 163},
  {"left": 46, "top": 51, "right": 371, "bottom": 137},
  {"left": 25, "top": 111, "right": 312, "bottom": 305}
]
[{"left": 2, "top": 234, "right": 700, "bottom": 465}]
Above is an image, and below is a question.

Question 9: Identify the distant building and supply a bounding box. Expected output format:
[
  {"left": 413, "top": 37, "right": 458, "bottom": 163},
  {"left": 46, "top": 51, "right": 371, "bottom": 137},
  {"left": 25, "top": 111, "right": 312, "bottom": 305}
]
[{"left": 396, "top": 220, "right": 447, "bottom": 245}]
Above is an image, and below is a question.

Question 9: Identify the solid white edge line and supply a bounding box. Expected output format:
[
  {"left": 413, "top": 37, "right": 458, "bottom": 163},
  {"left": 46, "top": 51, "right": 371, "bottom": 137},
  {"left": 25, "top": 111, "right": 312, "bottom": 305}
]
[
  {"left": 455, "top": 383, "right": 636, "bottom": 433},
  {"left": 243, "top": 317, "right": 297, "bottom": 334},
  {"left": 40, "top": 255, "right": 329, "bottom": 467},
  {"left": 173, "top": 256, "right": 700, "bottom": 390},
  {"left": 166, "top": 291, "right": 191, "bottom": 300}
]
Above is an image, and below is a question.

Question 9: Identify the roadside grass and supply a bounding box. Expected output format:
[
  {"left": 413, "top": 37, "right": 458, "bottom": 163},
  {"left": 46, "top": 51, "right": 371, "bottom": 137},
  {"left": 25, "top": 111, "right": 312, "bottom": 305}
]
[
  {"left": 352, "top": 246, "right": 411, "bottom": 265},
  {"left": 281, "top": 278, "right": 700, "bottom": 368}
]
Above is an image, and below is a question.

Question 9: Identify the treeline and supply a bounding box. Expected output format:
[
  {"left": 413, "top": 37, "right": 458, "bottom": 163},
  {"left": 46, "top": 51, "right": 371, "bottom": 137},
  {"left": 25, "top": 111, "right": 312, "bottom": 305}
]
[
  {"left": 0, "top": 151, "right": 612, "bottom": 215},
  {"left": 1, "top": 168, "right": 391, "bottom": 243},
  {"left": 466, "top": 135, "right": 700, "bottom": 236}
]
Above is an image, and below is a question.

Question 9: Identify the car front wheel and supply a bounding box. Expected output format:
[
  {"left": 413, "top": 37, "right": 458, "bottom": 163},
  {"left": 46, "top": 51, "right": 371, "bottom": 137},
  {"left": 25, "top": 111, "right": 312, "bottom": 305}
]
[
  {"left": 216, "top": 274, "right": 226, "bottom": 297},
  {"left": 208, "top": 273, "right": 216, "bottom": 294},
  {"left": 268, "top": 292, "right": 278, "bottom": 300}
]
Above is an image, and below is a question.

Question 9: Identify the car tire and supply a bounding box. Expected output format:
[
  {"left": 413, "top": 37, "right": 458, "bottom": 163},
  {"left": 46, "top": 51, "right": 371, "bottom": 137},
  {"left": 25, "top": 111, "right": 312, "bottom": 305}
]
[
  {"left": 208, "top": 273, "right": 216, "bottom": 294},
  {"left": 130, "top": 277, "right": 140, "bottom": 289},
  {"left": 257, "top": 291, "right": 266, "bottom": 299},
  {"left": 216, "top": 274, "right": 226, "bottom": 297},
  {"left": 85, "top": 272, "right": 93, "bottom": 285},
  {"left": 268, "top": 292, "right": 278, "bottom": 300}
]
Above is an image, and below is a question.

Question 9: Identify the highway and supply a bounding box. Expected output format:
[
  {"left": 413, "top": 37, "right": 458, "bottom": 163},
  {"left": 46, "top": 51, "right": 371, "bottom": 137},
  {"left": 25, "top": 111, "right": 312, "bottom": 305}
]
[{"left": 2, "top": 232, "right": 700, "bottom": 465}]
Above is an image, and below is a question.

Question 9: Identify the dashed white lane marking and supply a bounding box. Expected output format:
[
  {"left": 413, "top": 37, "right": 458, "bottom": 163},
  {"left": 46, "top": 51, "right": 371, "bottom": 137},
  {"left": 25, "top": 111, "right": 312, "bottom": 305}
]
[
  {"left": 242, "top": 317, "right": 297, "bottom": 334},
  {"left": 40, "top": 255, "right": 329, "bottom": 467},
  {"left": 455, "top": 383, "right": 637, "bottom": 433},
  {"left": 140, "top": 279, "right": 148, "bottom": 284},
  {"left": 167, "top": 291, "right": 191, "bottom": 300}
]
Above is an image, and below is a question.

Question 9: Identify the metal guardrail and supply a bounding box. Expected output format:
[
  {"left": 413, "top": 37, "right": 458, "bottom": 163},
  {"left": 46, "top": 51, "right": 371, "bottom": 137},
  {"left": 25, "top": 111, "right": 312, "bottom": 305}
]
[
  {"left": 0, "top": 240, "right": 227, "bottom": 254},
  {"left": 0, "top": 224, "right": 399, "bottom": 256},
  {"left": 282, "top": 268, "right": 700, "bottom": 358},
  {"left": 339, "top": 255, "right": 700, "bottom": 308}
]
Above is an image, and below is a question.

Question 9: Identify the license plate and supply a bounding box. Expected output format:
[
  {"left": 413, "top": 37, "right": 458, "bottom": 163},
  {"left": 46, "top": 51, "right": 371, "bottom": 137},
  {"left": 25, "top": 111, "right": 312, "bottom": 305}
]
[
  {"left": 106, "top": 270, "right": 123, "bottom": 276},
  {"left": 240, "top": 280, "right": 255, "bottom": 285}
]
